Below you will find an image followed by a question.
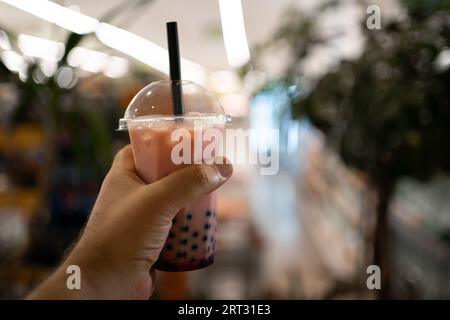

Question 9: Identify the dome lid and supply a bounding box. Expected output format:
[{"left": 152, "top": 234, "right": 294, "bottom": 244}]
[{"left": 118, "top": 80, "right": 230, "bottom": 130}]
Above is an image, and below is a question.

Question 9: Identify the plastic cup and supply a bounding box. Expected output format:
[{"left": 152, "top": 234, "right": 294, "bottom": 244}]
[{"left": 118, "top": 80, "right": 230, "bottom": 271}]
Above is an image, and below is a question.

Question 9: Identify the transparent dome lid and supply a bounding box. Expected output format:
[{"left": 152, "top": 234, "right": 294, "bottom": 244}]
[{"left": 118, "top": 80, "right": 231, "bottom": 130}]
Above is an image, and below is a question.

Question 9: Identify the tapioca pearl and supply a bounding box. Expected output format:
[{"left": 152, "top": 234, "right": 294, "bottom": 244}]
[
  {"left": 180, "top": 239, "right": 188, "bottom": 245},
  {"left": 202, "top": 235, "right": 208, "bottom": 242},
  {"left": 206, "top": 210, "right": 212, "bottom": 217},
  {"left": 192, "top": 231, "right": 199, "bottom": 238},
  {"left": 169, "top": 232, "right": 175, "bottom": 239},
  {"left": 204, "top": 223, "right": 210, "bottom": 230},
  {"left": 172, "top": 217, "right": 177, "bottom": 224},
  {"left": 181, "top": 226, "right": 189, "bottom": 232},
  {"left": 176, "top": 252, "right": 185, "bottom": 259},
  {"left": 186, "top": 213, "right": 192, "bottom": 220},
  {"left": 166, "top": 244, "right": 173, "bottom": 251},
  {"left": 191, "top": 244, "right": 198, "bottom": 250}
]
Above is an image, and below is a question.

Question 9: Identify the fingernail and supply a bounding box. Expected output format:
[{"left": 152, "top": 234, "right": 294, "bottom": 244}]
[{"left": 215, "top": 162, "right": 233, "bottom": 179}]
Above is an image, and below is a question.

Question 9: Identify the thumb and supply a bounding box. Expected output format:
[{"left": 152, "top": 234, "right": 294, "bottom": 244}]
[{"left": 136, "top": 157, "right": 233, "bottom": 223}]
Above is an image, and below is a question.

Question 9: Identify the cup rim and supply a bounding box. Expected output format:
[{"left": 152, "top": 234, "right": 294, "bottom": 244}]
[{"left": 117, "top": 113, "right": 231, "bottom": 131}]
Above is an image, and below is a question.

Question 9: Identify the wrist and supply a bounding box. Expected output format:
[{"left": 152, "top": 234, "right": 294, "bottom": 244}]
[
  {"left": 64, "top": 240, "right": 140, "bottom": 299},
  {"left": 26, "top": 263, "right": 93, "bottom": 300},
  {"left": 62, "top": 239, "right": 117, "bottom": 299}
]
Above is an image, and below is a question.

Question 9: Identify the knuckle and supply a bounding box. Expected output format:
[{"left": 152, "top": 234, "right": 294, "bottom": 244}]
[
  {"left": 115, "top": 145, "right": 131, "bottom": 160},
  {"left": 116, "top": 147, "right": 124, "bottom": 157},
  {"left": 191, "top": 165, "right": 210, "bottom": 187}
]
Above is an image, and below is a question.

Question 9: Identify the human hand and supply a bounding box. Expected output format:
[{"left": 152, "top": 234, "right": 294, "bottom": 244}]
[{"left": 28, "top": 145, "right": 233, "bottom": 299}]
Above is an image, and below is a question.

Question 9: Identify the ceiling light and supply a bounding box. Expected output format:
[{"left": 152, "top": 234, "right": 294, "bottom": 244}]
[
  {"left": 1, "top": 0, "right": 98, "bottom": 34},
  {"left": 218, "top": 0, "right": 250, "bottom": 68}
]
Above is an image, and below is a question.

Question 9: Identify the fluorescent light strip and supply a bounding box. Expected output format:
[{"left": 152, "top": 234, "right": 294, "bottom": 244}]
[
  {"left": 15, "top": 33, "right": 130, "bottom": 78},
  {"left": 18, "top": 34, "right": 64, "bottom": 61},
  {"left": 0, "top": 30, "right": 12, "bottom": 50},
  {"left": 1, "top": 0, "right": 207, "bottom": 83},
  {"left": 96, "top": 23, "right": 206, "bottom": 84},
  {"left": 1, "top": 50, "right": 24, "bottom": 72},
  {"left": 68, "top": 46, "right": 130, "bottom": 78},
  {"left": 218, "top": 0, "right": 250, "bottom": 68},
  {"left": 103, "top": 56, "right": 129, "bottom": 78},
  {"left": 68, "top": 46, "right": 109, "bottom": 73},
  {"left": 1, "top": 0, "right": 98, "bottom": 34}
]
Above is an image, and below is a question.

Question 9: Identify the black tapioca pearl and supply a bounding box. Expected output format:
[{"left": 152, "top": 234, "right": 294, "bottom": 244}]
[
  {"left": 202, "top": 235, "right": 208, "bottom": 242},
  {"left": 191, "top": 244, "right": 198, "bottom": 250},
  {"left": 166, "top": 244, "right": 173, "bottom": 251},
  {"left": 168, "top": 232, "right": 175, "bottom": 239},
  {"left": 177, "top": 252, "right": 186, "bottom": 259},
  {"left": 204, "top": 223, "right": 211, "bottom": 230},
  {"left": 186, "top": 213, "right": 192, "bottom": 220},
  {"left": 181, "top": 225, "right": 189, "bottom": 232},
  {"left": 180, "top": 239, "right": 188, "bottom": 245},
  {"left": 206, "top": 210, "right": 212, "bottom": 217},
  {"left": 192, "top": 231, "right": 199, "bottom": 238},
  {"left": 172, "top": 217, "right": 177, "bottom": 224}
]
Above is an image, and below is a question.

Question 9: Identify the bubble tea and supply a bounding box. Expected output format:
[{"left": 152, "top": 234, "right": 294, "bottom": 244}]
[{"left": 118, "top": 80, "right": 230, "bottom": 271}]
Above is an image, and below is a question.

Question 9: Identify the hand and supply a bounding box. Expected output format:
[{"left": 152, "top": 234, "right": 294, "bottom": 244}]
[{"left": 27, "top": 145, "right": 233, "bottom": 300}]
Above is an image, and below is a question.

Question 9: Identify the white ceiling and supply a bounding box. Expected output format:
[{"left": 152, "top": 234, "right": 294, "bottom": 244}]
[{"left": 0, "top": 0, "right": 303, "bottom": 71}]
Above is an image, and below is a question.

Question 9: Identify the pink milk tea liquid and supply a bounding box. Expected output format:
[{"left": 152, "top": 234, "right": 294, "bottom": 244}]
[{"left": 129, "top": 123, "right": 222, "bottom": 271}]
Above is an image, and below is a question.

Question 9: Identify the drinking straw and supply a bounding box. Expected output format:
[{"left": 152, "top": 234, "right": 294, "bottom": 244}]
[{"left": 166, "top": 21, "right": 184, "bottom": 115}]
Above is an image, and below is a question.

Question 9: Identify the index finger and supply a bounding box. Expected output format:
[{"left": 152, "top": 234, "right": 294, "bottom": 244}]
[{"left": 112, "top": 144, "right": 136, "bottom": 173}]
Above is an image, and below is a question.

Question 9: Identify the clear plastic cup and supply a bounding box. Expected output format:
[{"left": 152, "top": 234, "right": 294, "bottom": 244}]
[{"left": 118, "top": 80, "right": 230, "bottom": 271}]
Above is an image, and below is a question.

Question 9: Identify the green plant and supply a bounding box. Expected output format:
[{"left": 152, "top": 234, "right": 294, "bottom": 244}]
[{"left": 248, "top": 0, "right": 450, "bottom": 298}]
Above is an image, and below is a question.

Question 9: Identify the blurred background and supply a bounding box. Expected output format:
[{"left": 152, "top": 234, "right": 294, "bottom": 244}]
[{"left": 0, "top": 0, "right": 449, "bottom": 299}]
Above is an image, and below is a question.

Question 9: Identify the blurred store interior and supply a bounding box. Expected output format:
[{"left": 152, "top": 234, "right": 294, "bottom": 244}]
[{"left": 0, "top": 0, "right": 449, "bottom": 299}]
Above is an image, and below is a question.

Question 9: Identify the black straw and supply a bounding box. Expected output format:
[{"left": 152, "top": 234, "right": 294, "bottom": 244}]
[{"left": 166, "top": 21, "right": 184, "bottom": 115}]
